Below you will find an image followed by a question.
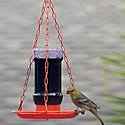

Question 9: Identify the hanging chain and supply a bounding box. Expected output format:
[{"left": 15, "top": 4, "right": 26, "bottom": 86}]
[
  {"left": 18, "top": 1, "right": 46, "bottom": 111},
  {"left": 18, "top": 55, "right": 34, "bottom": 111},
  {"left": 18, "top": 0, "right": 76, "bottom": 111},
  {"left": 44, "top": 0, "right": 50, "bottom": 111},
  {"left": 50, "top": 0, "right": 75, "bottom": 88},
  {"left": 33, "top": 1, "right": 46, "bottom": 49}
]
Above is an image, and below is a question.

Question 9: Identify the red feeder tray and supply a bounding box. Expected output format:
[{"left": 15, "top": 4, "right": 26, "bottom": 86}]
[{"left": 12, "top": 105, "right": 78, "bottom": 119}]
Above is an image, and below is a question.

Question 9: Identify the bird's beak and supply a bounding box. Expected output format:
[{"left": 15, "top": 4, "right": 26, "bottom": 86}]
[{"left": 66, "top": 90, "right": 70, "bottom": 94}]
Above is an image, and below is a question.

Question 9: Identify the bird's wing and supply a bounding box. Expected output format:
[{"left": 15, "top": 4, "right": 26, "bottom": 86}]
[{"left": 75, "top": 94, "right": 100, "bottom": 109}]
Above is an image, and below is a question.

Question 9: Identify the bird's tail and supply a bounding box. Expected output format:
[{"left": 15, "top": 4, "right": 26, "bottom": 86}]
[
  {"left": 98, "top": 116, "right": 104, "bottom": 125},
  {"left": 90, "top": 108, "right": 104, "bottom": 125}
]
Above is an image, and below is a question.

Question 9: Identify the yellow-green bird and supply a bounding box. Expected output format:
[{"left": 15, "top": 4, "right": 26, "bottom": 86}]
[{"left": 66, "top": 86, "right": 104, "bottom": 125}]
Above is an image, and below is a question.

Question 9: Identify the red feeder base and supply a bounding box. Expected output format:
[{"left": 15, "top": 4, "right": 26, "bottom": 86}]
[
  {"left": 11, "top": 110, "right": 78, "bottom": 119},
  {"left": 12, "top": 105, "right": 78, "bottom": 119}
]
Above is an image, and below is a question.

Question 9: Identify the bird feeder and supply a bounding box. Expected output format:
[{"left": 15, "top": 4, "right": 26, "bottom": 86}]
[
  {"left": 12, "top": 0, "right": 79, "bottom": 119},
  {"left": 33, "top": 49, "right": 63, "bottom": 105},
  {"left": 12, "top": 49, "right": 78, "bottom": 119}
]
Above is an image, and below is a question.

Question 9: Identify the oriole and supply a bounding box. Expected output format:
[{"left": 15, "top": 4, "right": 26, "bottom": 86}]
[{"left": 66, "top": 86, "right": 104, "bottom": 125}]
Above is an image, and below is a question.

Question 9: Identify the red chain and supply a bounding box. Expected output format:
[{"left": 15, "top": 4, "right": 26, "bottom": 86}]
[
  {"left": 18, "top": 1, "right": 46, "bottom": 111},
  {"left": 50, "top": 0, "right": 75, "bottom": 88},
  {"left": 33, "top": 1, "right": 46, "bottom": 49},
  {"left": 44, "top": 0, "right": 50, "bottom": 111},
  {"left": 18, "top": 55, "right": 33, "bottom": 111}
]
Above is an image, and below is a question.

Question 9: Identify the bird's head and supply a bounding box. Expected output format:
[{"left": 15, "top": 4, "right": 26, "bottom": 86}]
[{"left": 66, "top": 86, "right": 75, "bottom": 94}]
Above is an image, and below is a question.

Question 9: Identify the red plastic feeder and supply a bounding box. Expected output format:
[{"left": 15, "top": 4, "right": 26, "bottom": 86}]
[{"left": 12, "top": 105, "right": 78, "bottom": 119}]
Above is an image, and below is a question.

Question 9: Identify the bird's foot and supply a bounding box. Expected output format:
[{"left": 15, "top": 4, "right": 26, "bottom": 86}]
[
  {"left": 74, "top": 108, "right": 85, "bottom": 115},
  {"left": 74, "top": 108, "right": 81, "bottom": 115},
  {"left": 80, "top": 110, "right": 85, "bottom": 115}
]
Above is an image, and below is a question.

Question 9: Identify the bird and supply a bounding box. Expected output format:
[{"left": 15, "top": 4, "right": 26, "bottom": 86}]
[{"left": 66, "top": 86, "right": 104, "bottom": 125}]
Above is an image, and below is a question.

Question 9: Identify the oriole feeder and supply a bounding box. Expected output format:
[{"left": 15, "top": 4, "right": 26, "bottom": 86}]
[
  {"left": 12, "top": 0, "right": 79, "bottom": 120},
  {"left": 33, "top": 49, "right": 63, "bottom": 105},
  {"left": 12, "top": 49, "right": 78, "bottom": 119}
]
